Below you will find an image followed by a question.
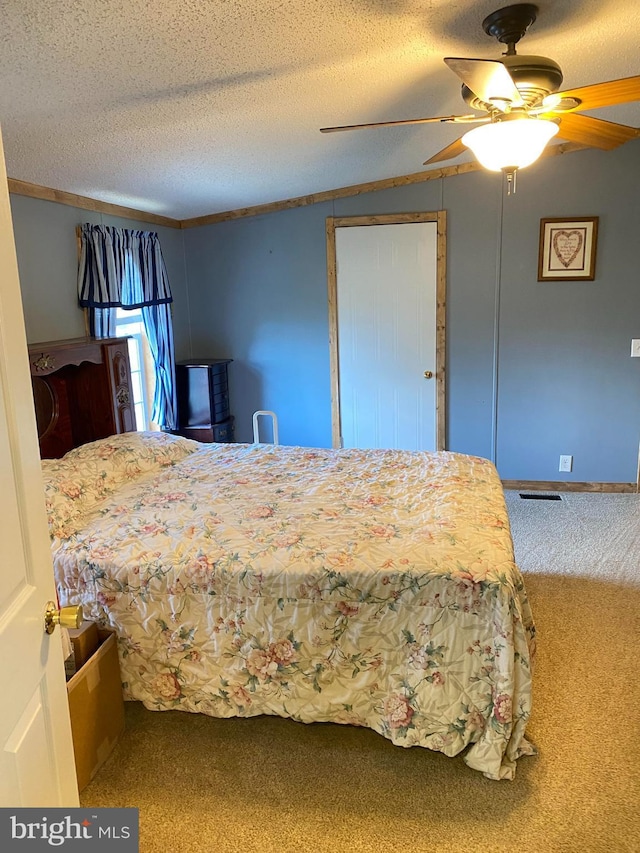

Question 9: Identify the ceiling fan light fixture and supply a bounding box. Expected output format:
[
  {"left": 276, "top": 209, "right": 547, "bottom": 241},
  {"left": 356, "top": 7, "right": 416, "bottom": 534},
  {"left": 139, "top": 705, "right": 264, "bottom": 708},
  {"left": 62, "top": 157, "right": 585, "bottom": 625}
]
[{"left": 461, "top": 116, "right": 559, "bottom": 172}]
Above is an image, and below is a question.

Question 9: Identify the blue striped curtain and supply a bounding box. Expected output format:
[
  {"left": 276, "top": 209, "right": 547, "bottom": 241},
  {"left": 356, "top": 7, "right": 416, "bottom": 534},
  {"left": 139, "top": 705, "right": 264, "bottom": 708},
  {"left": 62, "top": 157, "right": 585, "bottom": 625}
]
[
  {"left": 90, "top": 307, "right": 116, "bottom": 338},
  {"left": 78, "top": 224, "right": 173, "bottom": 308},
  {"left": 78, "top": 224, "right": 177, "bottom": 429},
  {"left": 141, "top": 303, "right": 177, "bottom": 431}
]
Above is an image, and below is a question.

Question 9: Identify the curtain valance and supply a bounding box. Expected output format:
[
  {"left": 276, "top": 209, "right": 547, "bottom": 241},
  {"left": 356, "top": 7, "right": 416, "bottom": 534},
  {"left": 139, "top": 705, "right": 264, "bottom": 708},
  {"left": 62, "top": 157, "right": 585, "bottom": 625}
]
[
  {"left": 76, "top": 223, "right": 177, "bottom": 429},
  {"left": 78, "top": 224, "right": 173, "bottom": 308}
]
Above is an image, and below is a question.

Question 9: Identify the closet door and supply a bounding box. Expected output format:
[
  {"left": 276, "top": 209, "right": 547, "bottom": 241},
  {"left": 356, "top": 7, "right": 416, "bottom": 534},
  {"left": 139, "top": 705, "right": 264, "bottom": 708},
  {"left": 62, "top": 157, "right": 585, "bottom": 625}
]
[{"left": 330, "top": 214, "right": 445, "bottom": 451}]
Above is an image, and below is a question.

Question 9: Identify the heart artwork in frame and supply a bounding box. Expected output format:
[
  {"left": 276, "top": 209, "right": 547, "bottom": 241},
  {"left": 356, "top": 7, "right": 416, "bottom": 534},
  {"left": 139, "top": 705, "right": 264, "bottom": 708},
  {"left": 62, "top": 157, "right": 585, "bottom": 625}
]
[{"left": 538, "top": 217, "right": 599, "bottom": 281}]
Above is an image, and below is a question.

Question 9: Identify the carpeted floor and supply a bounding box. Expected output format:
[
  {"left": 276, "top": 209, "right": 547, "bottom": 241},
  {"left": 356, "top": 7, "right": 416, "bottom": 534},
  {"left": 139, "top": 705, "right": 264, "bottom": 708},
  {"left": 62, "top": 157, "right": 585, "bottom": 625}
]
[{"left": 81, "top": 491, "right": 640, "bottom": 853}]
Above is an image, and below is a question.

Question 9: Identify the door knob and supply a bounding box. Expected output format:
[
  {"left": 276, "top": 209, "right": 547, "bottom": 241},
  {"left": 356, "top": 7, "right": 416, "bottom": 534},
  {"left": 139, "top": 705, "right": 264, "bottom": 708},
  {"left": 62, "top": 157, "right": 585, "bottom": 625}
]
[
  {"left": 423, "top": 370, "right": 433, "bottom": 379},
  {"left": 44, "top": 601, "right": 83, "bottom": 634}
]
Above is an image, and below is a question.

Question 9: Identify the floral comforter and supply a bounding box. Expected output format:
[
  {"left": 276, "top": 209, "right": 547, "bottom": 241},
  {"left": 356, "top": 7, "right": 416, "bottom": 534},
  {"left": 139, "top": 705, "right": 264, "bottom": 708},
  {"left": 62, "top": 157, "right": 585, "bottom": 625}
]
[{"left": 44, "top": 431, "right": 535, "bottom": 780}]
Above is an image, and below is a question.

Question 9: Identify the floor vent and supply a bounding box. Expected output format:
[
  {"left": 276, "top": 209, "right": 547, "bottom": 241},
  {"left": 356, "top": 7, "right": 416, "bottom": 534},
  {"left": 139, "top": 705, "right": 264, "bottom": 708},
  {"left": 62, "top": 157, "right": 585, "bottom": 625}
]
[{"left": 519, "top": 493, "right": 562, "bottom": 501}]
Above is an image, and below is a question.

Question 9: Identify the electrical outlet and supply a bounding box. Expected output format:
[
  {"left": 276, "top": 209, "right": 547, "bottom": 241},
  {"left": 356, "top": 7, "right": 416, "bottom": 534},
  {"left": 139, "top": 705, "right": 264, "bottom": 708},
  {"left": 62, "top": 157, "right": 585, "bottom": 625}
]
[
  {"left": 559, "top": 455, "right": 573, "bottom": 473},
  {"left": 631, "top": 340, "right": 640, "bottom": 357}
]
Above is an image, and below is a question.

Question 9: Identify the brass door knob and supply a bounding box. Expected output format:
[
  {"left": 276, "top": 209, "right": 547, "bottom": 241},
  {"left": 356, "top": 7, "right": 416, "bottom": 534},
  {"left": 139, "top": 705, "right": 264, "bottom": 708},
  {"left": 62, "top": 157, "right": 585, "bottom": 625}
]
[
  {"left": 44, "top": 601, "right": 83, "bottom": 634},
  {"left": 423, "top": 370, "right": 433, "bottom": 379}
]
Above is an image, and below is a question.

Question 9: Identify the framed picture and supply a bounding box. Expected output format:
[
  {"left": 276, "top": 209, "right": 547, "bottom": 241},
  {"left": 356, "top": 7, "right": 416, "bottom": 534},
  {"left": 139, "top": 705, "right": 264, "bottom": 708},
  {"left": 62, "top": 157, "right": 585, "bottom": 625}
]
[{"left": 538, "top": 217, "right": 599, "bottom": 281}]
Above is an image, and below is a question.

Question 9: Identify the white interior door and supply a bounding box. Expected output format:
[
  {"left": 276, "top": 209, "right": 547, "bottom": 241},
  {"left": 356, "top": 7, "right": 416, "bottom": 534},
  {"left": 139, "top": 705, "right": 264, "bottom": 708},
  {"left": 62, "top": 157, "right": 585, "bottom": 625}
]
[
  {"left": 335, "top": 221, "right": 438, "bottom": 451},
  {"left": 0, "top": 128, "right": 79, "bottom": 806}
]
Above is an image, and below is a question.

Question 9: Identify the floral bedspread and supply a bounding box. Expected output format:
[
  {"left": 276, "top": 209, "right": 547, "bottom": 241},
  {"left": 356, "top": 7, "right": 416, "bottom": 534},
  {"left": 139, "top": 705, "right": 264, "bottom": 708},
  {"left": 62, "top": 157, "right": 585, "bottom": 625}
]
[{"left": 44, "top": 432, "right": 535, "bottom": 780}]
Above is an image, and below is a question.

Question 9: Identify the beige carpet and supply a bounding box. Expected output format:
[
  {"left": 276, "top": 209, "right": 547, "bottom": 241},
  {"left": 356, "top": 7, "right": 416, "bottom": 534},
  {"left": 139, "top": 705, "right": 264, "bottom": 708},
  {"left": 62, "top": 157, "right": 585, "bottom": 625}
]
[{"left": 81, "top": 491, "right": 640, "bottom": 853}]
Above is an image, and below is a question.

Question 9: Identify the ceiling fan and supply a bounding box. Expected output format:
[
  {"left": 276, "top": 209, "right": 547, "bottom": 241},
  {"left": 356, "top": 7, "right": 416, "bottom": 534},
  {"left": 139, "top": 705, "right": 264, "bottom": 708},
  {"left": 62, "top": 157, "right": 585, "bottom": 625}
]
[{"left": 320, "top": 3, "right": 640, "bottom": 191}]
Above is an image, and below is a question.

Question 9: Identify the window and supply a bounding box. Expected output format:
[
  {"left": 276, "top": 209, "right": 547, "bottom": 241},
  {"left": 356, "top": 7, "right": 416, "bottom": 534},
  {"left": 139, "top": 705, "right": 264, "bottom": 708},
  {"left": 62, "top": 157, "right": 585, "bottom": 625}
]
[{"left": 114, "top": 308, "right": 156, "bottom": 431}]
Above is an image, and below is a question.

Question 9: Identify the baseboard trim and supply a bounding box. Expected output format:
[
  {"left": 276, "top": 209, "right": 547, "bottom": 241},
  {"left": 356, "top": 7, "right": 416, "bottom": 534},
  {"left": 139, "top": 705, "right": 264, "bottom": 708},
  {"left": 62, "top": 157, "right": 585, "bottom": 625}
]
[{"left": 502, "top": 480, "right": 637, "bottom": 493}]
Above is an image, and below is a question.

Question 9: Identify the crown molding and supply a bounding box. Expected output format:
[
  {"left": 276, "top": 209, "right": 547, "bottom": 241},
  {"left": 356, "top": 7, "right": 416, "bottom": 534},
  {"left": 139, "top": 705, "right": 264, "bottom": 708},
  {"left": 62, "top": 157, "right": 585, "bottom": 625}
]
[
  {"left": 7, "top": 141, "right": 588, "bottom": 230},
  {"left": 7, "top": 178, "right": 182, "bottom": 229},
  {"left": 179, "top": 141, "right": 587, "bottom": 227}
]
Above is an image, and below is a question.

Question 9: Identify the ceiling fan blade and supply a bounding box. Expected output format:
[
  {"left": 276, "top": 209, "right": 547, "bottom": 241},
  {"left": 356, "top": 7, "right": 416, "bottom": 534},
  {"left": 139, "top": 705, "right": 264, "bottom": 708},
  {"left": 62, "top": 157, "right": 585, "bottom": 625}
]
[
  {"left": 423, "top": 137, "right": 467, "bottom": 166},
  {"left": 320, "top": 114, "right": 482, "bottom": 133},
  {"left": 444, "top": 57, "right": 524, "bottom": 108},
  {"left": 554, "top": 113, "right": 640, "bottom": 149},
  {"left": 556, "top": 75, "right": 640, "bottom": 112}
]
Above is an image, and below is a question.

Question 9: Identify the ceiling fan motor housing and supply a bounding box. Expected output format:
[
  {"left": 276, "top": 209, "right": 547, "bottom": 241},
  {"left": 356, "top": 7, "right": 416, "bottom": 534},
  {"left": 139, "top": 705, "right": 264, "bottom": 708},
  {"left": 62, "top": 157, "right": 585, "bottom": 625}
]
[
  {"left": 462, "top": 55, "right": 563, "bottom": 111},
  {"left": 482, "top": 4, "right": 539, "bottom": 45}
]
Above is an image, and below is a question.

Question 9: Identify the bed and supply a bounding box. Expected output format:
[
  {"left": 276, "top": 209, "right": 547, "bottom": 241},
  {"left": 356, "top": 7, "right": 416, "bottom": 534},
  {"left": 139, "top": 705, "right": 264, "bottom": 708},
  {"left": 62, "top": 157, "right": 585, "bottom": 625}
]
[{"left": 42, "top": 429, "right": 535, "bottom": 780}]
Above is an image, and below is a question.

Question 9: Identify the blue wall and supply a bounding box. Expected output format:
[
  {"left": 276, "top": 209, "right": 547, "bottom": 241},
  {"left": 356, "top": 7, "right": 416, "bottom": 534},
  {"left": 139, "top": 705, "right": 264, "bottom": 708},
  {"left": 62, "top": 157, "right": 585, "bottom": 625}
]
[
  {"left": 497, "top": 144, "right": 640, "bottom": 482},
  {"left": 183, "top": 141, "right": 640, "bottom": 481},
  {"left": 11, "top": 139, "right": 640, "bottom": 482},
  {"left": 10, "top": 196, "right": 191, "bottom": 359},
  {"left": 183, "top": 202, "right": 334, "bottom": 449}
]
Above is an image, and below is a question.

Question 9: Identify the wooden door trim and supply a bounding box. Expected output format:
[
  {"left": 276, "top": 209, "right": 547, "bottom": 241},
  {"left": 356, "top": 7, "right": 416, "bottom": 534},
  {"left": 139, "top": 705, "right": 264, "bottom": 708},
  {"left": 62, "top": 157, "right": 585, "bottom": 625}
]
[
  {"left": 435, "top": 210, "right": 447, "bottom": 452},
  {"left": 326, "top": 217, "right": 341, "bottom": 448},
  {"left": 326, "top": 211, "right": 447, "bottom": 450}
]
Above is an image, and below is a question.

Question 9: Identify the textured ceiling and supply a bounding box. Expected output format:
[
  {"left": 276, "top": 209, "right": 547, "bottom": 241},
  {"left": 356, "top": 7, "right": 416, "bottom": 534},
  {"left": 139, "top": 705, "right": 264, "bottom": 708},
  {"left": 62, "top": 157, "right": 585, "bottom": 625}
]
[{"left": 0, "top": 0, "right": 638, "bottom": 219}]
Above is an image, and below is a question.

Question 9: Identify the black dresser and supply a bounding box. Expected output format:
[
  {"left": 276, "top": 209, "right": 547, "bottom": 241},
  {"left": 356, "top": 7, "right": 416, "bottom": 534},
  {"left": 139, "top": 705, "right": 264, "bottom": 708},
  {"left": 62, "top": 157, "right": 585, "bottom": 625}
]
[{"left": 174, "top": 358, "right": 234, "bottom": 443}]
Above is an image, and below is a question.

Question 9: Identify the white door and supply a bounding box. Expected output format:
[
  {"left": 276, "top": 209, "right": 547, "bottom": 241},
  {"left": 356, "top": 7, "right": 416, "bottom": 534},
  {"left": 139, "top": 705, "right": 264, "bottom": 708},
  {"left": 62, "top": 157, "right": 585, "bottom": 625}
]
[
  {"left": 0, "top": 128, "right": 79, "bottom": 806},
  {"left": 334, "top": 219, "right": 441, "bottom": 451}
]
